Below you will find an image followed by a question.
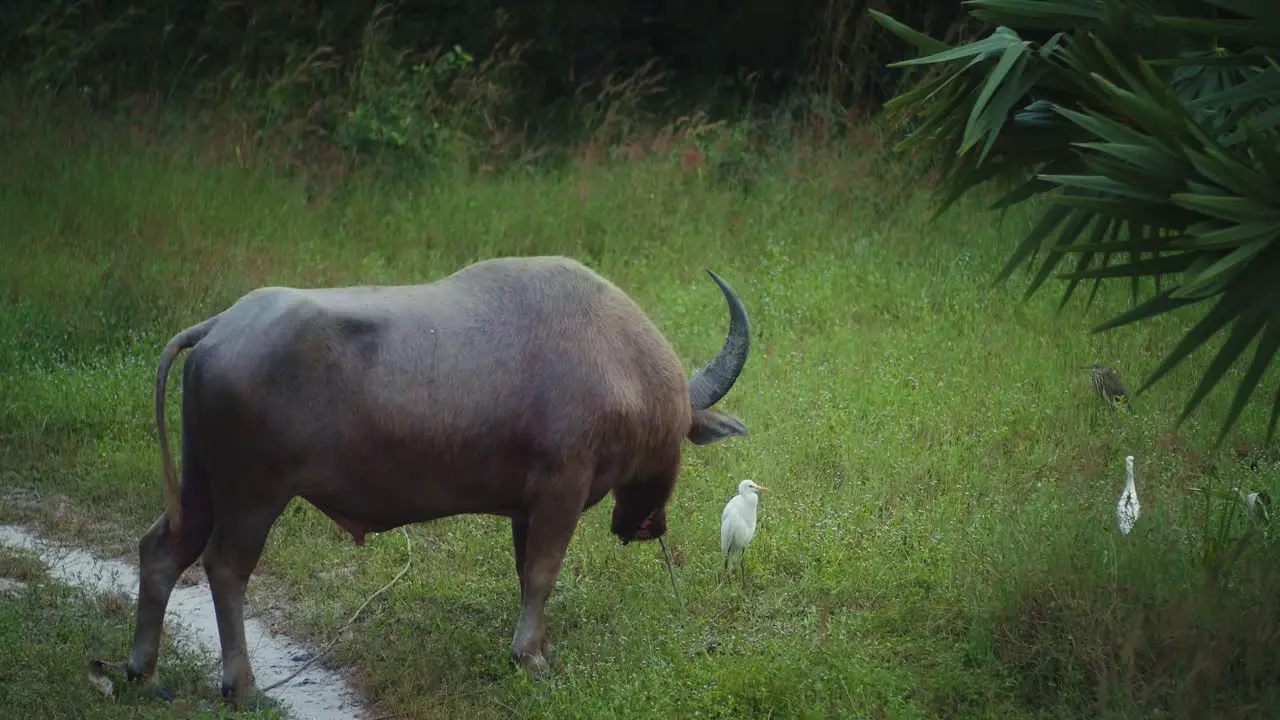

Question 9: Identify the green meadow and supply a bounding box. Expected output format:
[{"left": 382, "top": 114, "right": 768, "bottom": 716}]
[{"left": 2, "top": 93, "right": 1278, "bottom": 719}]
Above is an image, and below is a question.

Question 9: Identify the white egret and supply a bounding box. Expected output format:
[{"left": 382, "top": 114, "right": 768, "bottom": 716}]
[
  {"left": 720, "top": 479, "right": 769, "bottom": 585},
  {"left": 1245, "top": 490, "right": 1272, "bottom": 523},
  {"left": 1116, "top": 455, "right": 1140, "bottom": 535}
]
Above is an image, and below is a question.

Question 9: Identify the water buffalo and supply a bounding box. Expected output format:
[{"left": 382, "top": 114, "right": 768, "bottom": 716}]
[{"left": 124, "top": 255, "right": 750, "bottom": 707}]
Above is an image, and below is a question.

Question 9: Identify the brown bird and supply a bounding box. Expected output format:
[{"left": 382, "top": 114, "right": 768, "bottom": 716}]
[{"left": 1084, "top": 363, "right": 1130, "bottom": 411}]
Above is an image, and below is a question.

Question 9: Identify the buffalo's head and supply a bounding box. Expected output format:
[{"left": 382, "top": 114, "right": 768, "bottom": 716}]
[
  {"left": 614, "top": 506, "right": 667, "bottom": 545},
  {"left": 611, "top": 481, "right": 669, "bottom": 545}
]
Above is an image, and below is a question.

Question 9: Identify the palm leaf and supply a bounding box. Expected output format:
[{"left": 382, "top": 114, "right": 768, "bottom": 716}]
[
  {"left": 872, "top": 0, "right": 1280, "bottom": 440},
  {"left": 1133, "top": 287, "right": 1245, "bottom": 393},
  {"left": 1172, "top": 193, "right": 1280, "bottom": 223},
  {"left": 1058, "top": 251, "right": 1197, "bottom": 279},
  {"left": 1155, "top": 17, "right": 1280, "bottom": 44},
  {"left": 1072, "top": 140, "right": 1190, "bottom": 179},
  {"left": 1178, "top": 298, "right": 1269, "bottom": 424},
  {"left": 1171, "top": 237, "right": 1272, "bottom": 299},
  {"left": 1200, "top": 0, "right": 1280, "bottom": 22},
  {"left": 1221, "top": 315, "right": 1280, "bottom": 442},
  {"left": 1039, "top": 173, "right": 1170, "bottom": 201},
  {"left": 1093, "top": 287, "right": 1202, "bottom": 332},
  {"left": 1174, "top": 223, "right": 1280, "bottom": 251},
  {"left": 993, "top": 203, "right": 1073, "bottom": 285},
  {"left": 887, "top": 26, "right": 1024, "bottom": 69},
  {"left": 1245, "top": 122, "right": 1280, "bottom": 178},
  {"left": 966, "top": 0, "right": 1109, "bottom": 30},
  {"left": 867, "top": 8, "right": 953, "bottom": 56},
  {"left": 1025, "top": 205, "right": 1095, "bottom": 298}
]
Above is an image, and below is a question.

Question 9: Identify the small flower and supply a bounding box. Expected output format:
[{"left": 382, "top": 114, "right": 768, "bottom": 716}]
[{"left": 681, "top": 147, "right": 703, "bottom": 173}]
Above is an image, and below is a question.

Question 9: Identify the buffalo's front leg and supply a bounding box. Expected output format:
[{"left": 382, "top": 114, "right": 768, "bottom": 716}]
[
  {"left": 509, "top": 481, "right": 587, "bottom": 672},
  {"left": 511, "top": 512, "right": 554, "bottom": 659}
]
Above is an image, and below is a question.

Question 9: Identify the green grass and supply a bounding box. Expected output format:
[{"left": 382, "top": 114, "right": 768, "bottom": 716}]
[
  {"left": 3, "top": 96, "right": 1280, "bottom": 719},
  {"left": 0, "top": 545, "right": 278, "bottom": 719}
]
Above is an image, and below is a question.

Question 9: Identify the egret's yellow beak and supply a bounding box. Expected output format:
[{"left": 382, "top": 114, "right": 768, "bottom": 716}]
[{"left": 756, "top": 485, "right": 770, "bottom": 492}]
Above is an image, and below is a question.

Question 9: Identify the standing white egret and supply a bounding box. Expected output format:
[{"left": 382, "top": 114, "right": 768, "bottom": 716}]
[
  {"left": 1245, "top": 490, "right": 1272, "bottom": 523},
  {"left": 1116, "top": 455, "right": 1140, "bottom": 535},
  {"left": 720, "top": 479, "right": 769, "bottom": 585}
]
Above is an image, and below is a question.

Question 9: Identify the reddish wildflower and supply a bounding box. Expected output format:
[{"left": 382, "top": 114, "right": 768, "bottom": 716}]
[
  {"left": 578, "top": 139, "right": 605, "bottom": 165},
  {"left": 681, "top": 147, "right": 703, "bottom": 173}
]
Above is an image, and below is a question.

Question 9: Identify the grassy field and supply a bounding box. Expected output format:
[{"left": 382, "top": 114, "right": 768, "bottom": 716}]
[{"left": 3, "top": 94, "right": 1279, "bottom": 719}]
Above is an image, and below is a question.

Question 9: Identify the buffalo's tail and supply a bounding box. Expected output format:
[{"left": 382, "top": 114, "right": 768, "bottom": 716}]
[{"left": 155, "top": 315, "right": 220, "bottom": 531}]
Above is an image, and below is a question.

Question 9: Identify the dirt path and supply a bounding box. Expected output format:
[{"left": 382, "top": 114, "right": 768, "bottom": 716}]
[{"left": 0, "top": 523, "right": 371, "bottom": 720}]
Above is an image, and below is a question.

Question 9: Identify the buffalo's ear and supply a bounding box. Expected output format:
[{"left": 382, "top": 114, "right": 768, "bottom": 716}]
[{"left": 687, "top": 408, "right": 748, "bottom": 445}]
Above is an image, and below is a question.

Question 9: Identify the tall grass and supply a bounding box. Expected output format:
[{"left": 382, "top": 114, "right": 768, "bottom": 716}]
[{"left": 2, "top": 87, "right": 1279, "bottom": 719}]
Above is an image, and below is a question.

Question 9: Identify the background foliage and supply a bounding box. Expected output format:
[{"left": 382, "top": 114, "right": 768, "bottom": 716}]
[{"left": 1, "top": 0, "right": 969, "bottom": 148}]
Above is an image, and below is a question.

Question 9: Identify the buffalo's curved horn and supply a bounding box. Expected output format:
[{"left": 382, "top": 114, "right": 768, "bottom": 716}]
[{"left": 688, "top": 269, "right": 751, "bottom": 410}]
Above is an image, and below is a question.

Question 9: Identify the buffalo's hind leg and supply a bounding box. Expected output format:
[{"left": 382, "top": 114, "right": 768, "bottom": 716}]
[
  {"left": 509, "top": 468, "right": 590, "bottom": 673},
  {"left": 126, "top": 428, "right": 215, "bottom": 697},
  {"left": 202, "top": 496, "right": 288, "bottom": 709}
]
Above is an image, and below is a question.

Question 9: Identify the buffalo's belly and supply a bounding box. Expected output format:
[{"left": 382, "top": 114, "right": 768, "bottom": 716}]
[{"left": 297, "top": 435, "right": 531, "bottom": 522}]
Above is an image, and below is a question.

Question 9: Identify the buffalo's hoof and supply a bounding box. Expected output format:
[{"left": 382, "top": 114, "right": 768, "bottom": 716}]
[
  {"left": 509, "top": 647, "right": 549, "bottom": 674},
  {"left": 221, "top": 684, "right": 279, "bottom": 711},
  {"left": 118, "top": 660, "right": 176, "bottom": 702},
  {"left": 123, "top": 660, "right": 145, "bottom": 683}
]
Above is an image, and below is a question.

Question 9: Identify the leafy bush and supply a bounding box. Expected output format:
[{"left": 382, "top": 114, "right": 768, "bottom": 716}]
[{"left": 337, "top": 45, "right": 475, "bottom": 161}]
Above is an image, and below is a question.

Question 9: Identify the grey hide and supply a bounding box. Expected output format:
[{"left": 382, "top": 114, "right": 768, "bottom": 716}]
[{"left": 124, "top": 255, "right": 751, "bottom": 707}]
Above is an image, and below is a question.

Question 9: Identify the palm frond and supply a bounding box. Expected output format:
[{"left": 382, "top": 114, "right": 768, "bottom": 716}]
[{"left": 871, "top": 0, "right": 1280, "bottom": 441}]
